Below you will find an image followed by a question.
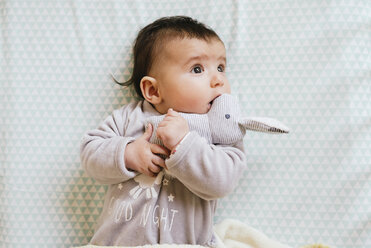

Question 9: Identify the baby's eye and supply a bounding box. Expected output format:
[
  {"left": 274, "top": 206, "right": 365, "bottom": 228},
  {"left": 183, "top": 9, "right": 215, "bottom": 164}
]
[
  {"left": 191, "top": 65, "right": 203, "bottom": 74},
  {"left": 217, "top": 65, "right": 225, "bottom": 72}
]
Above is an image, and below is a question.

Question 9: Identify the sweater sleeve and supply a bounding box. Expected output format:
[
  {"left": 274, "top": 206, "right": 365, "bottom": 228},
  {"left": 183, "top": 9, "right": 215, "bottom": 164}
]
[
  {"left": 80, "top": 104, "right": 139, "bottom": 185},
  {"left": 165, "top": 131, "right": 246, "bottom": 200}
]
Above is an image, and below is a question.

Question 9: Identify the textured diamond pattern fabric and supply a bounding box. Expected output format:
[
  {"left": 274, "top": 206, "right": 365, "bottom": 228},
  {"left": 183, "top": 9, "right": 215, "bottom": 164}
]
[{"left": 1, "top": 1, "right": 370, "bottom": 247}]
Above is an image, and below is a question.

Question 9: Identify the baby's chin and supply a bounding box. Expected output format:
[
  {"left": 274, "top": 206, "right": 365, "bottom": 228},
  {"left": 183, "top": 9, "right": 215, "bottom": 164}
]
[
  {"left": 194, "top": 104, "right": 211, "bottom": 114},
  {"left": 171, "top": 103, "right": 211, "bottom": 114},
  {"left": 177, "top": 108, "right": 209, "bottom": 115}
]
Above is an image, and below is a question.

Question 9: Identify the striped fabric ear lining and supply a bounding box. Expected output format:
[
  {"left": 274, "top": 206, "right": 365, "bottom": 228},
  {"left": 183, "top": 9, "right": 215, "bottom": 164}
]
[{"left": 240, "top": 118, "right": 290, "bottom": 134}]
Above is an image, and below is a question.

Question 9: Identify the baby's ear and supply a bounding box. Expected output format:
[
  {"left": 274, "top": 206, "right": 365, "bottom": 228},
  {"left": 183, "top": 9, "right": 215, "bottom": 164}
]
[
  {"left": 140, "top": 76, "right": 161, "bottom": 104},
  {"left": 239, "top": 117, "right": 290, "bottom": 134}
]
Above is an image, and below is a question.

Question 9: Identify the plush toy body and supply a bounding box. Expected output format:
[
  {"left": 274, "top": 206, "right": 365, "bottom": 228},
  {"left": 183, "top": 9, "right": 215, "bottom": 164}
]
[{"left": 145, "top": 94, "right": 289, "bottom": 146}]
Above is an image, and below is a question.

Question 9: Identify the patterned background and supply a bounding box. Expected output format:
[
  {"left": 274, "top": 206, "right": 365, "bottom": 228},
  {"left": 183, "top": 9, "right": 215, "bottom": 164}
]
[{"left": 1, "top": 0, "right": 370, "bottom": 247}]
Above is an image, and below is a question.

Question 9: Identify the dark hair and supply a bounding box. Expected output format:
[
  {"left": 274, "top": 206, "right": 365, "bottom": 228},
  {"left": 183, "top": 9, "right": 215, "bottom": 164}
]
[{"left": 116, "top": 16, "right": 222, "bottom": 99}]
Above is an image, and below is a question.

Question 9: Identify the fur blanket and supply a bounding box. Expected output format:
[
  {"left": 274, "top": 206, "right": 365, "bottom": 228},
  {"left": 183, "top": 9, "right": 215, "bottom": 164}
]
[{"left": 76, "top": 218, "right": 292, "bottom": 248}]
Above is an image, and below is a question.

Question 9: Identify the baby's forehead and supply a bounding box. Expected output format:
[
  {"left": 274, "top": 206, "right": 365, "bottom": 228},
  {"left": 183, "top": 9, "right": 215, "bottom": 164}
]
[{"left": 154, "top": 36, "right": 225, "bottom": 61}]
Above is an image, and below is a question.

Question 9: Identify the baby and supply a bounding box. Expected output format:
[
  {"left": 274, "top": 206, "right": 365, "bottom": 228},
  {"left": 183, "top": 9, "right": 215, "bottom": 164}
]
[{"left": 80, "top": 16, "right": 246, "bottom": 246}]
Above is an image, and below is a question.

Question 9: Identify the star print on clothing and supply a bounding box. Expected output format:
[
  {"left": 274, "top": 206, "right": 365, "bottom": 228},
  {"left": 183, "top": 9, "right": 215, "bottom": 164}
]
[
  {"left": 168, "top": 194, "right": 174, "bottom": 202},
  {"left": 163, "top": 178, "right": 169, "bottom": 186},
  {"left": 118, "top": 183, "right": 123, "bottom": 190}
]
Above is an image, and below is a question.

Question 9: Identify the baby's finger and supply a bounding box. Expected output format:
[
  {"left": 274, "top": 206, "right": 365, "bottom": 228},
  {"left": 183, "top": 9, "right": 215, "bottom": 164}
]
[
  {"left": 139, "top": 165, "right": 156, "bottom": 177},
  {"left": 149, "top": 163, "right": 162, "bottom": 173},
  {"left": 160, "top": 115, "right": 174, "bottom": 123},
  {"left": 142, "top": 123, "right": 153, "bottom": 141},
  {"left": 150, "top": 143, "right": 170, "bottom": 157},
  {"left": 152, "top": 155, "right": 167, "bottom": 169},
  {"left": 166, "top": 108, "right": 179, "bottom": 117},
  {"left": 146, "top": 170, "right": 156, "bottom": 178}
]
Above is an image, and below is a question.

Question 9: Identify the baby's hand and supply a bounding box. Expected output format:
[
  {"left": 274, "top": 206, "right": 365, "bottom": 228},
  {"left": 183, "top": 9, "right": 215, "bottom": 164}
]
[
  {"left": 125, "top": 123, "right": 170, "bottom": 177},
  {"left": 156, "top": 109, "right": 189, "bottom": 151}
]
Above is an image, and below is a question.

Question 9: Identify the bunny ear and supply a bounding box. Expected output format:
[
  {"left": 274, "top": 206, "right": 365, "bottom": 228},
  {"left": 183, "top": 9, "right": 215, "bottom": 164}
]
[{"left": 239, "top": 117, "right": 290, "bottom": 134}]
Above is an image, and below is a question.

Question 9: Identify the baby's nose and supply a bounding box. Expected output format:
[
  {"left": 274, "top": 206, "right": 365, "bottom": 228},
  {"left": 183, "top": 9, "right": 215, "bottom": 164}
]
[{"left": 210, "top": 75, "right": 224, "bottom": 88}]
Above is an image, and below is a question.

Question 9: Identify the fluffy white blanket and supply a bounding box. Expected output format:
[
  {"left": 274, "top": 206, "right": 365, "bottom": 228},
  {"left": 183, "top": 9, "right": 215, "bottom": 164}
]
[{"left": 76, "top": 219, "right": 291, "bottom": 248}]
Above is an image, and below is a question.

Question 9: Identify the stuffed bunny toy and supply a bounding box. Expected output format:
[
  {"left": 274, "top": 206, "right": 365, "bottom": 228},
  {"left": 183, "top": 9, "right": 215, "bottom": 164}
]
[{"left": 145, "top": 94, "right": 289, "bottom": 146}]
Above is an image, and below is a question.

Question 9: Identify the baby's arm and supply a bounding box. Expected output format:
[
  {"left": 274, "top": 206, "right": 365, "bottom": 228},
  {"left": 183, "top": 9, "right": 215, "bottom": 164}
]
[
  {"left": 80, "top": 109, "right": 136, "bottom": 184},
  {"left": 80, "top": 104, "right": 169, "bottom": 184},
  {"left": 166, "top": 133, "right": 246, "bottom": 200}
]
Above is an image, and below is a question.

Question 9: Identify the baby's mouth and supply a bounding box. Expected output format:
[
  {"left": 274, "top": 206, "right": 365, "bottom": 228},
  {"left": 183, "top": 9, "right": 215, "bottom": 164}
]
[
  {"left": 210, "top": 95, "right": 221, "bottom": 105},
  {"left": 207, "top": 95, "right": 220, "bottom": 110},
  {"left": 207, "top": 101, "right": 212, "bottom": 111}
]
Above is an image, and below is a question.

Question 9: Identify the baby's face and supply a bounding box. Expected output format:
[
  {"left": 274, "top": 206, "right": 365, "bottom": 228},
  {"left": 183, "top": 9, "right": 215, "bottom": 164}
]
[{"left": 149, "top": 37, "right": 231, "bottom": 114}]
